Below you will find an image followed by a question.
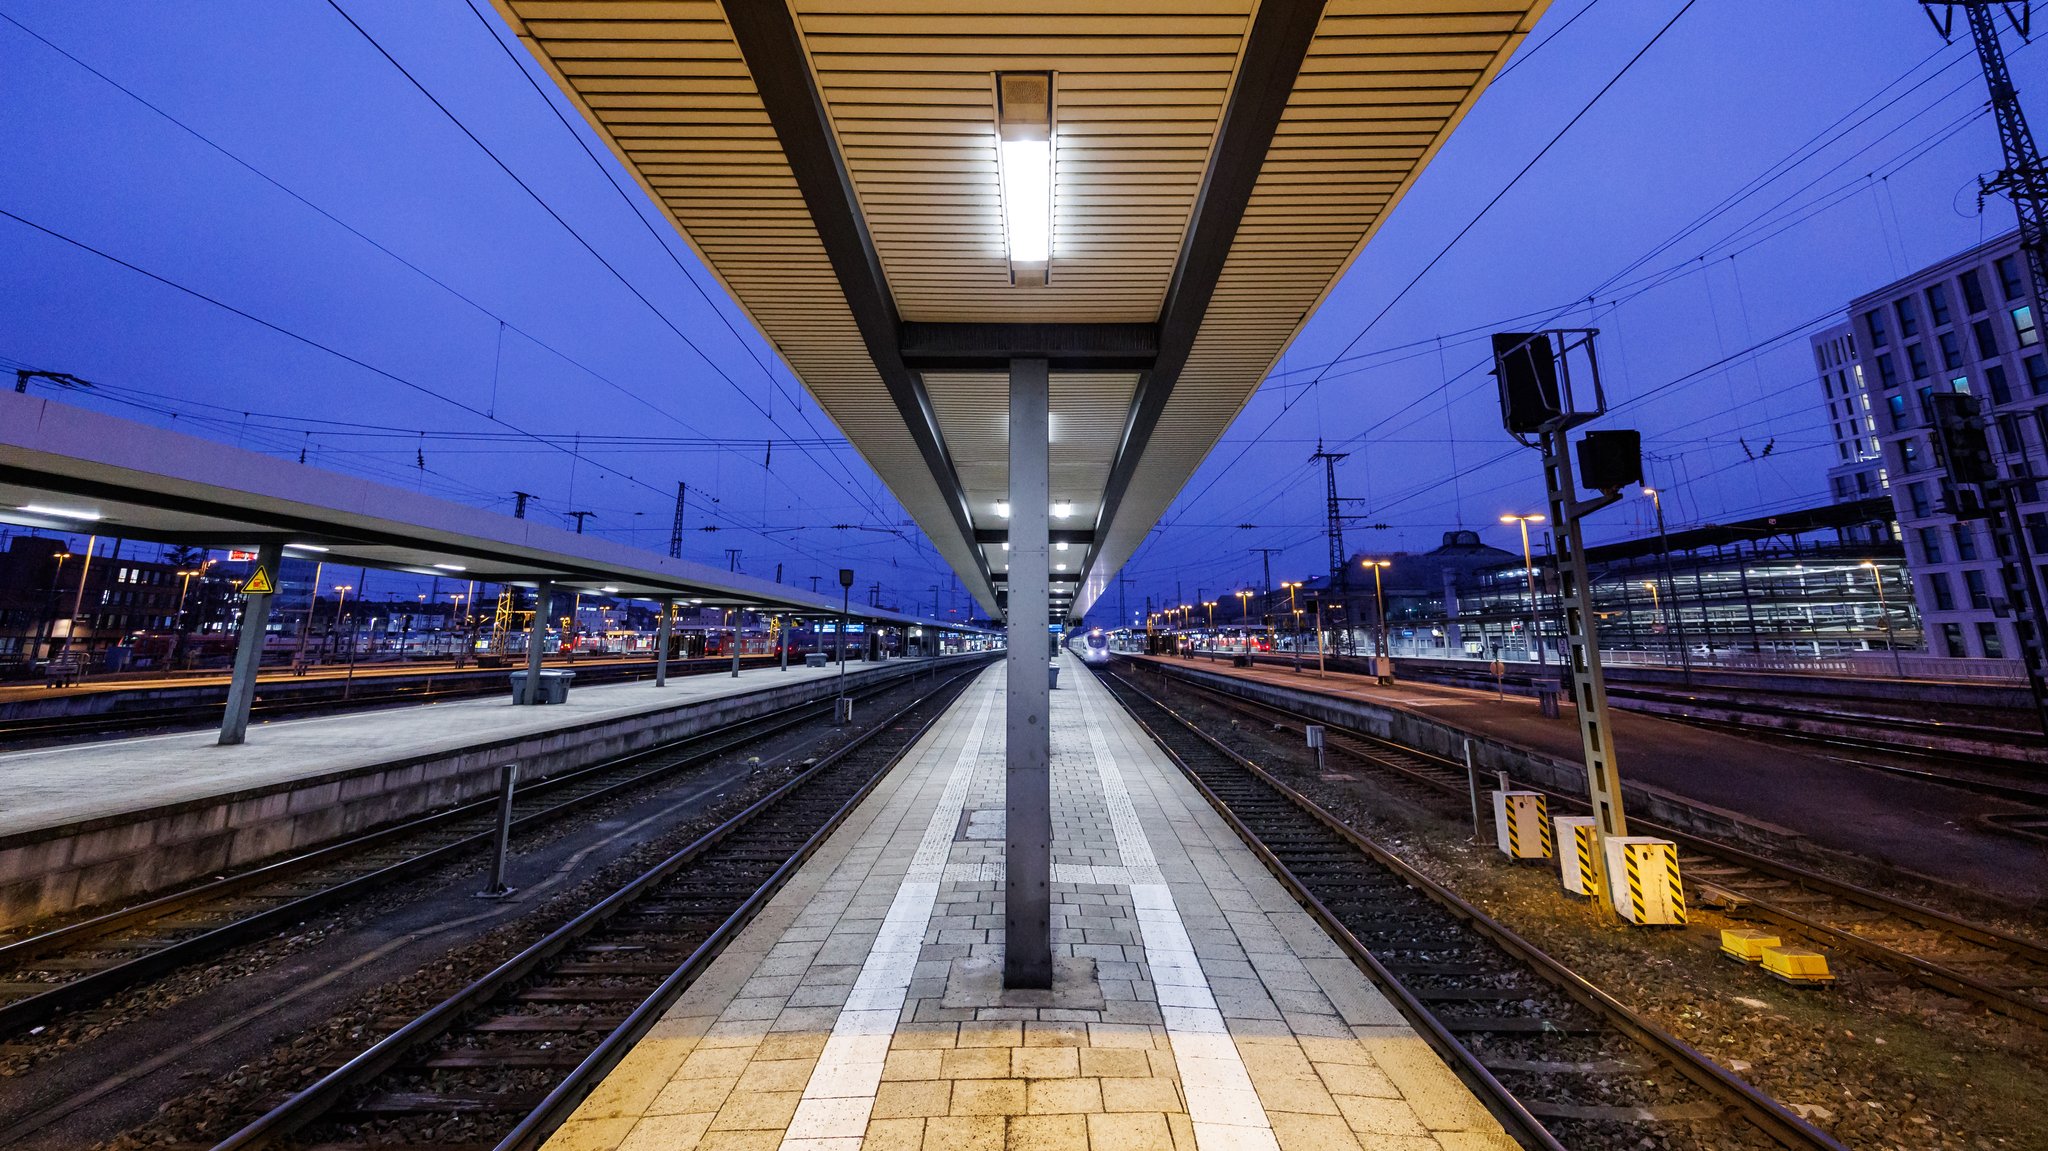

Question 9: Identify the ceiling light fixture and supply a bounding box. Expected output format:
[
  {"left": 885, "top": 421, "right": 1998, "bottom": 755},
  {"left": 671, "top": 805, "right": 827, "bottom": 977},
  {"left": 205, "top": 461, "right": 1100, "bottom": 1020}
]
[
  {"left": 995, "top": 501, "right": 1011, "bottom": 518},
  {"left": 1052, "top": 501, "right": 1073, "bottom": 519},
  {"left": 433, "top": 563, "right": 466, "bottom": 571},
  {"left": 18, "top": 504, "right": 100, "bottom": 521},
  {"left": 996, "top": 72, "right": 1053, "bottom": 286},
  {"left": 285, "top": 543, "right": 330, "bottom": 553}
]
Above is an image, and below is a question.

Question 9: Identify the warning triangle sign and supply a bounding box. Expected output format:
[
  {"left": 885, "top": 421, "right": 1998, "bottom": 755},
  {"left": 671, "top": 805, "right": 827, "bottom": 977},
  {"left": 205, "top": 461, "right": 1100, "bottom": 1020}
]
[{"left": 244, "top": 565, "right": 276, "bottom": 595}]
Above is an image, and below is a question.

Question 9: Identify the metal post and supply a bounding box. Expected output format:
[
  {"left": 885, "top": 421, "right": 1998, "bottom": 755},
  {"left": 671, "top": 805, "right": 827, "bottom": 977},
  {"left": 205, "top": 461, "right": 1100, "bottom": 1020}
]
[
  {"left": 780, "top": 614, "right": 791, "bottom": 671},
  {"left": 655, "top": 596, "right": 673, "bottom": 686},
  {"left": 1314, "top": 599, "right": 1326, "bottom": 679},
  {"left": 732, "top": 609, "right": 743, "bottom": 678},
  {"left": 477, "top": 762, "right": 519, "bottom": 899},
  {"left": 1648, "top": 489, "right": 1693, "bottom": 683},
  {"left": 838, "top": 580, "right": 853, "bottom": 723},
  {"left": 1541, "top": 427, "right": 1628, "bottom": 913},
  {"left": 1463, "top": 738, "right": 1484, "bottom": 844},
  {"left": 1005, "top": 357, "right": 1052, "bottom": 989},
  {"left": 523, "top": 581, "right": 551, "bottom": 705},
  {"left": 218, "top": 540, "right": 283, "bottom": 746}
]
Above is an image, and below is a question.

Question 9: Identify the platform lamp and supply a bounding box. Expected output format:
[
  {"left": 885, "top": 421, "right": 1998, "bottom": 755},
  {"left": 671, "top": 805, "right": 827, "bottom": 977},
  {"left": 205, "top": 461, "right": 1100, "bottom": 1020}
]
[
  {"left": 1202, "top": 601, "right": 1217, "bottom": 660},
  {"left": 1859, "top": 561, "right": 1906, "bottom": 678},
  {"left": 1236, "top": 589, "right": 1254, "bottom": 648},
  {"left": 1499, "top": 513, "right": 1547, "bottom": 668},
  {"left": 836, "top": 568, "right": 855, "bottom": 725}
]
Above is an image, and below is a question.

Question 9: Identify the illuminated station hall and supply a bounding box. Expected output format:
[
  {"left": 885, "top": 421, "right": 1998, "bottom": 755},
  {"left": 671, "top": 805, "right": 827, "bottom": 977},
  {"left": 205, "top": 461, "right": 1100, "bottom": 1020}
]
[{"left": 2, "top": 5, "right": 2046, "bottom": 1151}]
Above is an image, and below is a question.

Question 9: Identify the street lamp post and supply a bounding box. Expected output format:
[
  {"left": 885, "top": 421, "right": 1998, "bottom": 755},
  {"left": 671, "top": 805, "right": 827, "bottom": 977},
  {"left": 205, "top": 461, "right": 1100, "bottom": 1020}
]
[
  {"left": 1363, "top": 559, "right": 1392, "bottom": 683},
  {"left": 1500, "top": 514, "right": 1547, "bottom": 668},
  {"left": 1861, "top": 561, "right": 1906, "bottom": 678},
  {"left": 170, "top": 566, "right": 202, "bottom": 674},
  {"left": 1281, "top": 582, "right": 1302, "bottom": 671},
  {"left": 330, "top": 584, "right": 353, "bottom": 663},
  {"left": 1202, "top": 601, "right": 1216, "bottom": 660},
  {"left": 37, "top": 551, "right": 72, "bottom": 663},
  {"left": 1641, "top": 487, "right": 1693, "bottom": 681},
  {"left": 1236, "top": 589, "right": 1253, "bottom": 652}
]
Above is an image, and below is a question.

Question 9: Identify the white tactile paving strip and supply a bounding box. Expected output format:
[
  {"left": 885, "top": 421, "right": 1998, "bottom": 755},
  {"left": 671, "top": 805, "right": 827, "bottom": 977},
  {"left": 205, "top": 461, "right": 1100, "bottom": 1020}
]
[
  {"left": 779, "top": 687, "right": 997, "bottom": 1150},
  {"left": 541, "top": 659, "right": 1514, "bottom": 1151}
]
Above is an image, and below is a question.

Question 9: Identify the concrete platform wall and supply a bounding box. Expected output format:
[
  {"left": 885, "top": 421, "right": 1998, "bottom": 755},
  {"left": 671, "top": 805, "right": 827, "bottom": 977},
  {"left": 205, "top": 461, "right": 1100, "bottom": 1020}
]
[{"left": 0, "top": 656, "right": 983, "bottom": 929}]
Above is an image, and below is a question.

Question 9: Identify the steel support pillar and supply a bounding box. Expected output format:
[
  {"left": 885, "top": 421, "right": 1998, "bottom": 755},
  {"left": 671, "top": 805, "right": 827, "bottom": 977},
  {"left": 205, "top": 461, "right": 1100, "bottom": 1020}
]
[
  {"left": 522, "top": 581, "right": 552, "bottom": 704},
  {"left": 218, "top": 540, "right": 282, "bottom": 746},
  {"left": 1541, "top": 430, "right": 1627, "bottom": 913},
  {"left": 780, "top": 615, "right": 790, "bottom": 671},
  {"left": 732, "top": 610, "right": 744, "bottom": 678},
  {"left": 1005, "top": 357, "right": 1053, "bottom": 989},
  {"left": 655, "top": 597, "right": 673, "bottom": 687}
]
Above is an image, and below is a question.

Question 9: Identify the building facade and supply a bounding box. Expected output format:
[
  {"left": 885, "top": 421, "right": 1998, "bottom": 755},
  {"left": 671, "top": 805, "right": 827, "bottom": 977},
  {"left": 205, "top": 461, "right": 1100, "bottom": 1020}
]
[
  {"left": 1845, "top": 230, "right": 2048, "bottom": 659},
  {"left": 1812, "top": 320, "right": 1889, "bottom": 547}
]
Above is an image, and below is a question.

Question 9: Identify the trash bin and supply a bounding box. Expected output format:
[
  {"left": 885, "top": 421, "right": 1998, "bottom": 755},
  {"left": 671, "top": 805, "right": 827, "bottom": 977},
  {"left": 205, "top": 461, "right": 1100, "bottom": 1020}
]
[
  {"left": 805, "top": 652, "right": 829, "bottom": 668},
  {"left": 540, "top": 669, "right": 575, "bottom": 704},
  {"left": 508, "top": 670, "right": 532, "bottom": 703},
  {"left": 1231, "top": 654, "right": 1250, "bottom": 668},
  {"left": 1048, "top": 664, "right": 1060, "bottom": 690}
]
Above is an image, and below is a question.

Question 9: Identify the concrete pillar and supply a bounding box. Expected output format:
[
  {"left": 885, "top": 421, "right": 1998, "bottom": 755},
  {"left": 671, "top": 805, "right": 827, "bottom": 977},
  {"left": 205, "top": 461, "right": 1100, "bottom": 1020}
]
[
  {"left": 732, "top": 609, "right": 744, "bottom": 678},
  {"left": 655, "top": 596, "right": 673, "bottom": 686},
  {"left": 218, "top": 540, "right": 283, "bottom": 746},
  {"left": 523, "top": 581, "right": 552, "bottom": 704},
  {"left": 780, "top": 615, "right": 790, "bottom": 671},
  {"left": 1005, "top": 357, "right": 1052, "bottom": 989}
]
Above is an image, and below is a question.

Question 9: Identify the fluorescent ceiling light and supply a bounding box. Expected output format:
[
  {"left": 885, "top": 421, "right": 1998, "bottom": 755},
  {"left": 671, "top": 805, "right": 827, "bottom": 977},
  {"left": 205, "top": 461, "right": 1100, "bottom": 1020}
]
[
  {"left": 1055, "top": 563, "right": 1067, "bottom": 572},
  {"left": 999, "top": 138, "right": 1051, "bottom": 266},
  {"left": 19, "top": 504, "right": 99, "bottom": 521},
  {"left": 433, "top": 563, "right": 465, "bottom": 571},
  {"left": 1052, "top": 501, "right": 1073, "bottom": 518},
  {"left": 996, "top": 501, "right": 1011, "bottom": 518},
  {"left": 602, "top": 586, "right": 620, "bottom": 593},
  {"left": 1055, "top": 541, "right": 1069, "bottom": 552},
  {"left": 286, "top": 543, "right": 330, "bottom": 552}
]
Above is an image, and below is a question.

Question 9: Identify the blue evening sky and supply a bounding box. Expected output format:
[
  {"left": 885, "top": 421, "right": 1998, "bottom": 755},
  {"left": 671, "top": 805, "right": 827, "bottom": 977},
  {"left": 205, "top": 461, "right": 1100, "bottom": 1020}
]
[{"left": 0, "top": 2, "right": 2037, "bottom": 624}]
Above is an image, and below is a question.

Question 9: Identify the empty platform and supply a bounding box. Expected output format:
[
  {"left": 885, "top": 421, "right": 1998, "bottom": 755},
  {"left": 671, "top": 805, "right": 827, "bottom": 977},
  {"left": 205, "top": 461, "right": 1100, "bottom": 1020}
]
[{"left": 545, "top": 657, "right": 1509, "bottom": 1151}]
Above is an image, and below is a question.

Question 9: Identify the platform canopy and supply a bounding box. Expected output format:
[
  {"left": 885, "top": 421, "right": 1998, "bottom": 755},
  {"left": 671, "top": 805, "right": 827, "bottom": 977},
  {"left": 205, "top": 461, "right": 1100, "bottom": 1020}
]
[
  {"left": 0, "top": 393, "right": 988, "bottom": 633},
  {"left": 491, "top": 1, "right": 1544, "bottom": 623}
]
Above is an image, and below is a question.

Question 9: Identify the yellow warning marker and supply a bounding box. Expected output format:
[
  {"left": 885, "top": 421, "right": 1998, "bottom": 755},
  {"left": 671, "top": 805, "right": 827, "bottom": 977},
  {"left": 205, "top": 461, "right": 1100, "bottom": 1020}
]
[
  {"left": 1492, "top": 791, "right": 1551, "bottom": 862},
  {"left": 1555, "top": 815, "right": 1599, "bottom": 897},
  {"left": 1719, "top": 927, "right": 1781, "bottom": 963},
  {"left": 1603, "top": 837, "right": 1687, "bottom": 926},
  {"left": 243, "top": 564, "right": 276, "bottom": 595},
  {"left": 1761, "top": 945, "right": 1835, "bottom": 986}
]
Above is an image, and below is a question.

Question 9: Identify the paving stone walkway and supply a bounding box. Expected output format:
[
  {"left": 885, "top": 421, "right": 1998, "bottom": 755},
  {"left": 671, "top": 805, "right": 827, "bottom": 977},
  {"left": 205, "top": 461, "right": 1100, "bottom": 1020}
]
[{"left": 545, "top": 658, "right": 1511, "bottom": 1151}]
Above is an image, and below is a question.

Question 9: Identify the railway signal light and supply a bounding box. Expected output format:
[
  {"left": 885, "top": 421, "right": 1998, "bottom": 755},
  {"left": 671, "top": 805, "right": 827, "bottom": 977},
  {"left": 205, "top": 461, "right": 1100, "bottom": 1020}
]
[
  {"left": 1492, "top": 332, "right": 1562, "bottom": 433},
  {"left": 1927, "top": 391, "right": 1996, "bottom": 486}
]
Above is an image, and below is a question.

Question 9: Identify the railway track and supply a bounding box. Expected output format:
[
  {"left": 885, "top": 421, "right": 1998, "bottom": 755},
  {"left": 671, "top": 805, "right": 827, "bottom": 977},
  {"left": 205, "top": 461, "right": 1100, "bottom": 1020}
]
[
  {"left": 0, "top": 656, "right": 777, "bottom": 745},
  {"left": 0, "top": 662, "right": 950, "bottom": 1040},
  {"left": 1131, "top": 659, "right": 2048, "bottom": 1030},
  {"left": 1096, "top": 665, "right": 1841, "bottom": 1151},
  {"left": 205, "top": 662, "right": 980, "bottom": 1151}
]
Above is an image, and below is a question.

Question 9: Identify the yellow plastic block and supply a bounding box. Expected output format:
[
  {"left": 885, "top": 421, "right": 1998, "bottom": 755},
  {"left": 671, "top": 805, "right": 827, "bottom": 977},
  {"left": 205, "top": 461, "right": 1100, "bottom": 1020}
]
[
  {"left": 1761, "top": 945, "right": 1835, "bottom": 985},
  {"left": 1719, "top": 928, "right": 1781, "bottom": 963}
]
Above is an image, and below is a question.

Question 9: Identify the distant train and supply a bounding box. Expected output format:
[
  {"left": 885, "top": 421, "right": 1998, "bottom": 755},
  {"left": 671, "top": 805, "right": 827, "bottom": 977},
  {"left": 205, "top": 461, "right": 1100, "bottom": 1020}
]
[{"left": 1080, "top": 627, "right": 1112, "bottom": 665}]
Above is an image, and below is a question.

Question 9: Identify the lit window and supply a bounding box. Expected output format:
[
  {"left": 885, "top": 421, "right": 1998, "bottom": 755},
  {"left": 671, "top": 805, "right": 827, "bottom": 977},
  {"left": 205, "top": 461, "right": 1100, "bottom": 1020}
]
[{"left": 2013, "top": 305, "right": 2039, "bottom": 348}]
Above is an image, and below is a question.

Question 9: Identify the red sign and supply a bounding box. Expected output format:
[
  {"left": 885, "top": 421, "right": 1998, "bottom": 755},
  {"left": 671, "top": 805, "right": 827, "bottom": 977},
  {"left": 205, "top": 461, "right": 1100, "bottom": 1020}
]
[{"left": 228, "top": 550, "right": 258, "bottom": 562}]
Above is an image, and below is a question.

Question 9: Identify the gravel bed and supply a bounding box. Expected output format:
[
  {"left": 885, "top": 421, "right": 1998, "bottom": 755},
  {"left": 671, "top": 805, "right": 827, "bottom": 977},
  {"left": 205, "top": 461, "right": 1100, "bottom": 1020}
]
[{"left": 1146, "top": 675, "right": 2048, "bottom": 1151}]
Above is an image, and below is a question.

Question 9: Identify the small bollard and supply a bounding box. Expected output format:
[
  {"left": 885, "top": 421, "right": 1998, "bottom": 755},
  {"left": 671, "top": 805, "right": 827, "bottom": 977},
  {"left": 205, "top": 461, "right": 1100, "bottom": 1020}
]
[
  {"left": 476, "top": 762, "right": 519, "bottom": 900},
  {"left": 1464, "top": 738, "right": 1483, "bottom": 844},
  {"left": 1305, "top": 724, "right": 1325, "bottom": 773}
]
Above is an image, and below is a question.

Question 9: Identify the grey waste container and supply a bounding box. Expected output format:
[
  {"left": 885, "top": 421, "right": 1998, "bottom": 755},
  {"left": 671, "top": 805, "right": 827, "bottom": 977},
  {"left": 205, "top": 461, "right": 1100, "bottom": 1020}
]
[
  {"left": 540, "top": 669, "right": 575, "bottom": 703},
  {"left": 509, "top": 669, "right": 576, "bottom": 704},
  {"left": 1048, "top": 664, "right": 1061, "bottom": 690},
  {"left": 805, "top": 652, "right": 829, "bottom": 668}
]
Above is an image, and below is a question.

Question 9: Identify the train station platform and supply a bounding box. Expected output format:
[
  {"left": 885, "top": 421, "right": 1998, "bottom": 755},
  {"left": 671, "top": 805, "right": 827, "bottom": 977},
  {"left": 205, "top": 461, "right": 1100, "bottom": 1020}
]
[
  {"left": 0, "top": 658, "right": 909, "bottom": 837},
  {"left": 545, "top": 657, "right": 1509, "bottom": 1151},
  {"left": 1128, "top": 655, "right": 2048, "bottom": 905},
  {"left": 0, "top": 657, "right": 952, "bottom": 927}
]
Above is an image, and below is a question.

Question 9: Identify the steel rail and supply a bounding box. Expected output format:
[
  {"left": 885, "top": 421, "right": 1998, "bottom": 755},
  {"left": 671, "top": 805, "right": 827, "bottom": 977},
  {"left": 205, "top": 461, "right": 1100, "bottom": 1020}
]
[
  {"left": 1136, "top": 658, "right": 2048, "bottom": 1029},
  {"left": 0, "top": 660, "right": 958, "bottom": 1037},
  {"left": 1100, "top": 664, "right": 1844, "bottom": 1151},
  {"left": 208, "top": 662, "right": 984, "bottom": 1151}
]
